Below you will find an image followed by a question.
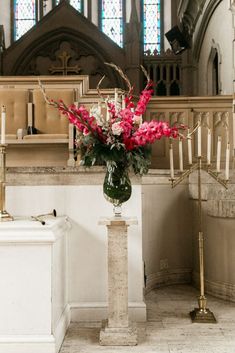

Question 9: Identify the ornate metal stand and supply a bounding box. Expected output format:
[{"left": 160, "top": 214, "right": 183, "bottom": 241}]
[
  {"left": 0, "top": 145, "right": 13, "bottom": 221},
  {"left": 170, "top": 126, "right": 228, "bottom": 323}
]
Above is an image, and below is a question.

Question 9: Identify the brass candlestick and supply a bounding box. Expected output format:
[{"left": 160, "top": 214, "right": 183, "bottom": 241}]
[
  {"left": 170, "top": 125, "right": 228, "bottom": 323},
  {"left": 0, "top": 144, "right": 13, "bottom": 221}
]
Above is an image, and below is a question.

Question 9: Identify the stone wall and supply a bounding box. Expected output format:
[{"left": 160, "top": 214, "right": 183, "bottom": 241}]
[{"left": 190, "top": 170, "right": 235, "bottom": 301}]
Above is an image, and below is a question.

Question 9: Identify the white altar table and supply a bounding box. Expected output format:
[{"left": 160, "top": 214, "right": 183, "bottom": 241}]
[{"left": 0, "top": 217, "right": 69, "bottom": 353}]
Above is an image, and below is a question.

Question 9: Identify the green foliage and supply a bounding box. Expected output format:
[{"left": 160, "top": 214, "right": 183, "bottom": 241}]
[{"left": 79, "top": 142, "right": 152, "bottom": 176}]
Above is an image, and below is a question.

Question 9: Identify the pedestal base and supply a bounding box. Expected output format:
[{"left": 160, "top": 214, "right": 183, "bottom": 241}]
[
  {"left": 190, "top": 308, "right": 217, "bottom": 323},
  {"left": 99, "top": 320, "right": 137, "bottom": 346}
]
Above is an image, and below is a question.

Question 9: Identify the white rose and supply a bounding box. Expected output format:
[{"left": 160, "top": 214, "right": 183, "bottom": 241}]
[
  {"left": 90, "top": 105, "right": 103, "bottom": 126},
  {"left": 112, "top": 122, "right": 123, "bottom": 136},
  {"left": 133, "top": 114, "right": 142, "bottom": 125}
]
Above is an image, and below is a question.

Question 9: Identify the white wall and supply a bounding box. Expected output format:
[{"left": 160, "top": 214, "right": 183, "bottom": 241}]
[
  {"left": 5, "top": 183, "right": 145, "bottom": 321},
  {"left": 190, "top": 171, "right": 235, "bottom": 302},
  {"left": 142, "top": 174, "right": 193, "bottom": 291},
  {"left": 196, "top": 1, "right": 234, "bottom": 95},
  {"left": 5, "top": 167, "right": 235, "bottom": 308}
]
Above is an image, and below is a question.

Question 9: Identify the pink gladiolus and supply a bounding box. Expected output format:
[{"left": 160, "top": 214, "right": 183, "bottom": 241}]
[{"left": 52, "top": 76, "right": 183, "bottom": 158}]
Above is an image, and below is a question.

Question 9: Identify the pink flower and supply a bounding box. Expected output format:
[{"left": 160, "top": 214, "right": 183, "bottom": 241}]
[
  {"left": 52, "top": 78, "right": 183, "bottom": 157},
  {"left": 119, "top": 108, "right": 134, "bottom": 122},
  {"left": 135, "top": 82, "right": 154, "bottom": 116},
  {"left": 83, "top": 128, "right": 90, "bottom": 136}
]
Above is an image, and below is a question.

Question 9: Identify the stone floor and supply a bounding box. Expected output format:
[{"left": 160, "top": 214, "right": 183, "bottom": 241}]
[{"left": 60, "top": 285, "right": 235, "bottom": 353}]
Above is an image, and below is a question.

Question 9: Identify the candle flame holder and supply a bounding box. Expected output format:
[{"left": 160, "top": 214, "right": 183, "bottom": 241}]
[
  {"left": 169, "top": 122, "right": 229, "bottom": 323},
  {"left": 0, "top": 144, "right": 13, "bottom": 222}
]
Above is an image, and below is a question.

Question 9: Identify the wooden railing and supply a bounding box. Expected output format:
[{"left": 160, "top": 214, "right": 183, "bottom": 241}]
[
  {"left": 145, "top": 95, "right": 233, "bottom": 169},
  {"left": 0, "top": 76, "right": 232, "bottom": 169}
]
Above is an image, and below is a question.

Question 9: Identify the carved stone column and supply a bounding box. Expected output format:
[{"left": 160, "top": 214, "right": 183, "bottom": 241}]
[
  {"left": 99, "top": 217, "right": 138, "bottom": 346},
  {"left": 124, "top": 0, "right": 142, "bottom": 94}
]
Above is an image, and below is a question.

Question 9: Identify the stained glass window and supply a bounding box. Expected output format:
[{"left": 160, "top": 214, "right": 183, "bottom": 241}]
[
  {"left": 100, "top": 0, "right": 123, "bottom": 47},
  {"left": 143, "top": 0, "right": 161, "bottom": 54},
  {"left": 13, "top": 0, "right": 37, "bottom": 41},
  {"left": 55, "top": 0, "right": 82, "bottom": 11}
]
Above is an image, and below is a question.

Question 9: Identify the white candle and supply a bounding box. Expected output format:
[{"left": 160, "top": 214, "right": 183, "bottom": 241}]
[
  {"left": 121, "top": 95, "right": 125, "bottom": 110},
  {"left": 1, "top": 105, "right": 6, "bottom": 145},
  {"left": 106, "top": 106, "right": 110, "bottom": 121},
  {"left": 179, "top": 138, "right": 183, "bottom": 172},
  {"left": 187, "top": 129, "right": 192, "bottom": 165},
  {"left": 27, "top": 102, "right": 33, "bottom": 127},
  {"left": 197, "top": 123, "right": 201, "bottom": 157},
  {"left": 97, "top": 102, "right": 101, "bottom": 115},
  {"left": 225, "top": 142, "right": 230, "bottom": 180},
  {"left": 114, "top": 88, "right": 118, "bottom": 110},
  {"left": 106, "top": 96, "right": 110, "bottom": 121},
  {"left": 207, "top": 128, "right": 211, "bottom": 165},
  {"left": 169, "top": 141, "right": 174, "bottom": 179},
  {"left": 216, "top": 136, "right": 222, "bottom": 173}
]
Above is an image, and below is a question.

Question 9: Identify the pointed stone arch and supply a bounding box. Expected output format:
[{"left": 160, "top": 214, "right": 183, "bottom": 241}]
[
  {"left": 10, "top": 27, "right": 124, "bottom": 88},
  {"left": 2, "top": 1, "right": 128, "bottom": 89}
]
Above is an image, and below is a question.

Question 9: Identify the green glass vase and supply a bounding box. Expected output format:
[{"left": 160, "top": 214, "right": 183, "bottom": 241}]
[{"left": 103, "top": 161, "right": 132, "bottom": 216}]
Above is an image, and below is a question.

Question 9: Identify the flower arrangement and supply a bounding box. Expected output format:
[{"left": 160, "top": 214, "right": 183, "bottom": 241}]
[
  {"left": 39, "top": 64, "right": 184, "bottom": 215},
  {"left": 40, "top": 63, "right": 182, "bottom": 176}
]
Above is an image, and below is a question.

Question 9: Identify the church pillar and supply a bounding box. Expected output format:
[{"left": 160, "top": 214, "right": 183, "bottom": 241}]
[
  {"left": 124, "top": 0, "right": 142, "bottom": 94},
  {"left": 181, "top": 48, "right": 197, "bottom": 96},
  {"left": 229, "top": 1, "right": 235, "bottom": 160},
  {"left": 99, "top": 217, "right": 138, "bottom": 346},
  {"left": 230, "top": 1, "right": 235, "bottom": 93},
  {"left": 0, "top": 0, "right": 10, "bottom": 47},
  {"left": 87, "top": 0, "right": 92, "bottom": 21},
  {"left": 91, "top": 0, "right": 98, "bottom": 26},
  {"left": 43, "top": 0, "right": 53, "bottom": 16}
]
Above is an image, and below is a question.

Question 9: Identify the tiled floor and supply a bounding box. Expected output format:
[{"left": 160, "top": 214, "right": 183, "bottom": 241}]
[{"left": 60, "top": 285, "right": 235, "bottom": 353}]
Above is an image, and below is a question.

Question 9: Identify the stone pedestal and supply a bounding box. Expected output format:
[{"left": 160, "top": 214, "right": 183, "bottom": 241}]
[{"left": 99, "top": 217, "right": 138, "bottom": 346}]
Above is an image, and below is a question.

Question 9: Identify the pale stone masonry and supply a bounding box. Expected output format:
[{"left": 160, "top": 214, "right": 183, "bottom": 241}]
[{"left": 99, "top": 217, "right": 138, "bottom": 346}]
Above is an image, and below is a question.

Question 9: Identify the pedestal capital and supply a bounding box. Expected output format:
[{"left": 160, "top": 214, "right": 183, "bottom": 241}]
[{"left": 99, "top": 216, "right": 138, "bottom": 227}]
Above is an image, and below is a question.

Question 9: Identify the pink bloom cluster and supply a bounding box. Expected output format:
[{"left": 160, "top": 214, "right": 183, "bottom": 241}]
[
  {"left": 56, "top": 81, "right": 182, "bottom": 152},
  {"left": 131, "top": 121, "right": 178, "bottom": 147},
  {"left": 59, "top": 103, "right": 105, "bottom": 140},
  {"left": 134, "top": 81, "right": 153, "bottom": 116}
]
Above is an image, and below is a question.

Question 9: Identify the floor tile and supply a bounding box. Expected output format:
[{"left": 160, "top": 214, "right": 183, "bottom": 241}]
[{"left": 60, "top": 285, "right": 235, "bottom": 353}]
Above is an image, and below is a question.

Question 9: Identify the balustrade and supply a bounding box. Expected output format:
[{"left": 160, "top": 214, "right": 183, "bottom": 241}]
[
  {"left": 143, "top": 50, "right": 182, "bottom": 96},
  {"left": 145, "top": 96, "right": 233, "bottom": 168},
  {"left": 0, "top": 75, "right": 232, "bottom": 170}
]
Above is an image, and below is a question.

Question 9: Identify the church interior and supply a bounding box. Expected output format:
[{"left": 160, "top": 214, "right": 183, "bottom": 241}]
[{"left": 0, "top": 0, "right": 235, "bottom": 352}]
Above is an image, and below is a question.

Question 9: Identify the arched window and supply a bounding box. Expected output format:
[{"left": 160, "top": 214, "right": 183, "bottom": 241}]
[
  {"left": 12, "top": 0, "right": 83, "bottom": 42},
  {"left": 212, "top": 52, "right": 219, "bottom": 95},
  {"left": 12, "top": 0, "right": 37, "bottom": 41},
  {"left": 142, "top": 0, "right": 162, "bottom": 54},
  {"left": 55, "top": 0, "right": 82, "bottom": 11},
  {"left": 70, "top": 0, "right": 82, "bottom": 10},
  {"left": 99, "top": 0, "right": 124, "bottom": 47}
]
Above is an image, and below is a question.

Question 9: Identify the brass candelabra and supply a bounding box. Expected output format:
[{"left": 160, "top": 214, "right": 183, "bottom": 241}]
[
  {"left": 0, "top": 144, "right": 13, "bottom": 221},
  {"left": 169, "top": 122, "right": 229, "bottom": 323}
]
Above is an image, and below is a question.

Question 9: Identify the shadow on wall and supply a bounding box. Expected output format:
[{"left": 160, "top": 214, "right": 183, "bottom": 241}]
[{"left": 142, "top": 182, "right": 193, "bottom": 292}]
